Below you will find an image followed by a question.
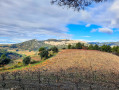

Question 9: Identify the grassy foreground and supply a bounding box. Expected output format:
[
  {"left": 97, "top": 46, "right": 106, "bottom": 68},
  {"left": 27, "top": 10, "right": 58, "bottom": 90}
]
[{"left": 0, "top": 49, "right": 119, "bottom": 90}]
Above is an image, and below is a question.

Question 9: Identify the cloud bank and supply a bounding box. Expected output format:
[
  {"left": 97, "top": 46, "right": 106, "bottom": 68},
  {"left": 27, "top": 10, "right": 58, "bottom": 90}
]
[{"left": 0, "top": 0, "right": 119, "bottom": 43}]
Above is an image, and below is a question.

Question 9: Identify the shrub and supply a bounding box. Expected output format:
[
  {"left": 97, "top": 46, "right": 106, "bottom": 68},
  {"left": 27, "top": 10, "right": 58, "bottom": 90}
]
[
  {"left": 68, "top": 44, "right": 72, "bottom": 49},
  {"left": 117, "top": 48, "right": 119, "bottom": 55},
  {"left": 71, "top": 46, "right": 76, "bottom": 49},
  {"left": 112, "top": 46, "right": 119, "bottom": 52},
  {"left": 93, "top": 44, "right": 100, "bottom": 50},
  {"left": 75, "top": 42, "right": 83, "bottom": 49},
  {"left": 39, "top": 50, "right": 49, "bottom": 60},
  {"left": 88, "top": 44, "right": 94, "bottom": 50},
  {"left": 39, "top": 47, "right": 46, "bottom": 52},
  {"left": 101, "top": 45, "right": 111, "bottom": 52},
  {"left": 62, "top": 48, "right": 66, "bottom": 49},
  {"left": 0, "top": 54, "right": 11, "bottom": 66},
  {"left": 23, "top": 56, "right": 31, "bottom": 65},
  {"left": 50, "top": 47, "right": 59, "bottom": 53},
  {"left": 48, "top": 50, "right": 54, "bottom": 57}
]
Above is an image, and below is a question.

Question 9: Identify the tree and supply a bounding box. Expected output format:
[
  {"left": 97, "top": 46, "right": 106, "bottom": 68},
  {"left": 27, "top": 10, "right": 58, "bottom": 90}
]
[
  {"left": 50, "top": 46, "right": 59, "bottom": 53},
  {"left": 88, "top": 44, "right": 94, "bottom": 50},
  {"left": 112, "top": 46, "right": 119, "bottom": 53},
  {"left": 68, "top": 44, "right": 72, "bottom": 49},
  {"left": 39, "top": 50, "right": 49, "bottom": 60},
  {"left": 93, "top": 44, "right": 100, "bottom": 50},
  {"left": 71, "top": 46, "right": 76, "bottom": 49},
  {"left": 101, "top": 45, "right": 111, "bottom": 52},
  {"left": 112, "top": 46, "right": 119, "bottom": 55},
  {"left": 1, "top": 54, "right": 6, "bottom": 60},
  {"left": 23, "top": 56, "right": 31, "bottom": 65},
  {"left": 117, "top": 48, "right": 119, "bottom": 55},
  {"left": 75, "top": 42, "right": 83, "bottom": 49},
  {"left": 0, "top": 54, "right": 11, "bottom": 66},
  {"left": 39, "top": 47, "right": 46, "bottom": 52},
  {"left": 51, "top": 0, "right": 107, "bottom": 11}
]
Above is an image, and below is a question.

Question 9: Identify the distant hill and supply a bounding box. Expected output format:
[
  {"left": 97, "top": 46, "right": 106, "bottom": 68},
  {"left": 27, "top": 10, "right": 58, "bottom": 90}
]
[
  {"left": 1, "top": 39, "right": 119, "bottom": 51},
  {"left": 89, "top": 42, "right": 119, "bottom": 46},
  {"left": 44, "top": 39, "right": 86, "bottom": 46},
  {"left": 0, "top": 39, "right": 87, "bottom": 51},
  {"left": 0, "top": 39, "right": 53, "bottom": 51}
]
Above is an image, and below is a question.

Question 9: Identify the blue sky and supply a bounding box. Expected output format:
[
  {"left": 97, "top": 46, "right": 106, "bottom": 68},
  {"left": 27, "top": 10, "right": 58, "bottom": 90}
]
[
  {"left": 0, "top": 0, "right": 119, "bottom": 44},
  {"left": 67, "top": 24, "right": 119, "bottom": 42}
]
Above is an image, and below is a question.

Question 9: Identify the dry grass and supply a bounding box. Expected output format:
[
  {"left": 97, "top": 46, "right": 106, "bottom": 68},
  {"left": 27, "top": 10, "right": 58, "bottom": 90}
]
[
  {"left": 8, "top": 50, "right": 37, "bottom": 56},
  {"left": 3, "top": 49, "right": 119, "bottom": 74},
  {"left": 14, "top": 55, "right": 41, "bottom": 63},
  {"left": 1, "top": 49, "right": 119, "bottom": 89},
  {"left": 39, "top": 49, "right": 119, "bottom": 73}
]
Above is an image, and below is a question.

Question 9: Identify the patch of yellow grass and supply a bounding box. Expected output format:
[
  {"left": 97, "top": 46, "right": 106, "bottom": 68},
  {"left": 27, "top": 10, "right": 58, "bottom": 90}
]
[{"left": 8, "top": 50, "right": 37, "bottom": 56}]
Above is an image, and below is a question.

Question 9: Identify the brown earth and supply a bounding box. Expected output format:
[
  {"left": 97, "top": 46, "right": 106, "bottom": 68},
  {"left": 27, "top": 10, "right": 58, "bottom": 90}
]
[{"left": 39, "top": 49, "right": 119, "bottom": 73}]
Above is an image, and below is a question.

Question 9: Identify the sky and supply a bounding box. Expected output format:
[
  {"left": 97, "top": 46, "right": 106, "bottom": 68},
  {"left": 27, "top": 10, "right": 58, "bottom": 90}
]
[{"left": 0, "top": 0, "right": 119, "bottom": 44}]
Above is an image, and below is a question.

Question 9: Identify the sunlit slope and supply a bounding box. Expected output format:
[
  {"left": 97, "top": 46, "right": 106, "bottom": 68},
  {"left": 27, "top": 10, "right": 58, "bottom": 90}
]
[{"left": 40, "top": 49, "right": 119, "bottom": 72}]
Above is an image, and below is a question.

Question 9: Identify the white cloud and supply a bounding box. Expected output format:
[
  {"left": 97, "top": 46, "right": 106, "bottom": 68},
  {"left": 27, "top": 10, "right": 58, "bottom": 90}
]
[
  {"left": 91, "top": 29, "right": 98, "bottom": 32},
  {"left": 0, "top": 0, "right": 119, "bottom": 43},
  {"left": 81, "top": 36, "right": 91, "bottom": 37},
  {"left": 0, "top": 0, "right": 82, "bottom": 42},
  {"left": 86, "top": 24, "right": 91, "bottom": 27},
  {"left": 86, "top": 0, "right": 119, "bottom": 29},
  {"left": 91, "top": 28, "right": 113, "bottom": 34},
  {"left": 99, "top": 28, "right": 113, "bottom": 34}
]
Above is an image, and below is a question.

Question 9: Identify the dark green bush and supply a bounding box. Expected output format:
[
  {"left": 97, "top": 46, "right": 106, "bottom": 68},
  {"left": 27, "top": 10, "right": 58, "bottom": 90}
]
[
  {"left": 62, "top": 48, "right": 66, "bottom": 49},
  {"left": 50, "top": 47, "right": 59, "bottom": 53},
  {"left": 101, "top": 45, "right": 111, "bottom": 52},
  {"left": 75, "top": 42, "right": 83, "bottom": 49},
  {"left": 93, "top": 44, "right": 100, "bottom": 50},
  {"left": 39, "top": 50, "right": 49, "bottom": 60},
  {"left": 39, "top": 47, "right": 46, "bottom": 52},
  {"left": 88, "top": 44, "right": 94, "bottom": 50},
  {"left": 23, "top": 56, "right": 31, "bottom": 65},
  {"left": 0, "top": 54, "right": 11, "bottom": 66},
  {"left": 68, "top": 44, "right": 72, "bottom": 49}
]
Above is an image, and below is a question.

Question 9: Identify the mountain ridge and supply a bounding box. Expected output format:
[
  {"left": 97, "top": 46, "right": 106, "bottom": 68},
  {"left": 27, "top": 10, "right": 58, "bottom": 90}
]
[{"left": 0, "top": 39, "right": 87, "bottom": 51}]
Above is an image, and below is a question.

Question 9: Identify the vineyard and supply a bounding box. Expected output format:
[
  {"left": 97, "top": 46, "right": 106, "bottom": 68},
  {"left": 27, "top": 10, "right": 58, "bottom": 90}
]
[{"left": 0, "top": 49, "right": 119, "bottom": 90}]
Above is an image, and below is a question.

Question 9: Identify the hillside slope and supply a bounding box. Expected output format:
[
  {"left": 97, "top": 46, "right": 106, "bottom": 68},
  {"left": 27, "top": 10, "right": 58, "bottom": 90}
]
[
  {"left": 0, "top": 39, "right": 87, "bottom": 51},
  {"left": 38, "top": 49, "right": 119, "bottom": 72},
  {"left": 0, "top": 49, "right": 22, "bottom": 60},
  {"left": 2, "top": 50, "right": 119, "bottom": 90}
]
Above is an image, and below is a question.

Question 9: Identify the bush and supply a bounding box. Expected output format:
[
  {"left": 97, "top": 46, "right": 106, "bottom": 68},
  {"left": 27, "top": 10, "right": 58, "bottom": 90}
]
[
  {"left": 93, "top": 44, "right": 100, "bottom": 50},
  {"left": 39, "top": 50, "right": 49, "bottom": 60},
  {"left": 50, "top": 47, "right": 59, "bottom": 53},
  {"left": 117, "top": 48, "right": 119, "bottom": 55},
  {"left": 39, "top": 47, "right": 46, "bottom": 52},
  {"left": 23, "top": 56, "right": 31, "bottom": 65},
  {"left": 68, "top": 44, "right": 72, "bottom": 49},
  {"left": 75, "top": 42, "right": 83, "bottom": 49},
  {"left": 48, "top": 50, "right": 54, "bottom": 57},
  {"left": 101, "top": 45, "right": 111, "bottom": 52},
  {"left": 88, "top": 44, "right": 94, "bottom": 50},
  {"left": 62, "top": 48, "right": 66, "bottom": 49},
  {"left": 112, "top": 46, "right": 119, "bottom": 53},
  {"left": 0, "top": 54, "right": 11, "bottom": 66},
  {"left": 71, "top": 46, "right": 76, "bottom": 49}
]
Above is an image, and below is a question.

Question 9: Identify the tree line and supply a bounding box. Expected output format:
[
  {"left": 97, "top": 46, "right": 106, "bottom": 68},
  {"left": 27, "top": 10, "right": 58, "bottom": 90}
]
[{"left": 67, "top": 43, "right": 119, "bottom": 55}]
